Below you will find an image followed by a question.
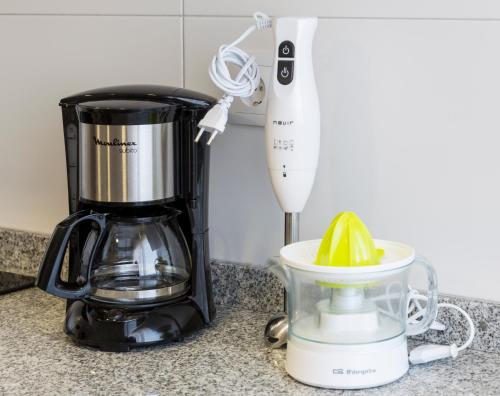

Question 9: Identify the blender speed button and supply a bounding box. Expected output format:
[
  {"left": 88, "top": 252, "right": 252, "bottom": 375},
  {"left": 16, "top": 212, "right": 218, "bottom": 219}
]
[{"left": 277, "top": 60, "right": 294, "bottom": 85}]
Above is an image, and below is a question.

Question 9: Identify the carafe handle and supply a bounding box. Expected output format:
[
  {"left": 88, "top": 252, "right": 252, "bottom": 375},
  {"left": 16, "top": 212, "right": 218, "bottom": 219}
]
[
  {"left": 36, "top": 211, "right": 107, "bottom": 299},
  {"left": 406, "top": 256, "right": 439, "bottom": 336}
]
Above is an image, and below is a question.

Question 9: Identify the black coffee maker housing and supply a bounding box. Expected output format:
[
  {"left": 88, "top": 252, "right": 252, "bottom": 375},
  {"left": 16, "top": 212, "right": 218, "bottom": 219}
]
[{"left": 36, "top": 85, "right": 216, "bottom": 351}]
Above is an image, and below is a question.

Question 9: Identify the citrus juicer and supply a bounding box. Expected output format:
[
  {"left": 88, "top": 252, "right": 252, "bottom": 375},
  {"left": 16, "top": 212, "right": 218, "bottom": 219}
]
[{"left": 269, "top": 212, "right": 440, "bottom": 389}]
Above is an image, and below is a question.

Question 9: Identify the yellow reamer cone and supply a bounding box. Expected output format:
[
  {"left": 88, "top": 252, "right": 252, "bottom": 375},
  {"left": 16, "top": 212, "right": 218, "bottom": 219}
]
[{"left": 315, "top": 211, "right": 384, "bottom": 268}]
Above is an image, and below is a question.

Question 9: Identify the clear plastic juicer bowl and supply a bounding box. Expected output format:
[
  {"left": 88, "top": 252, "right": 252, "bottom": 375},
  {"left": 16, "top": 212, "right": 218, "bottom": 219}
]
[{"left": 269, "top": 239, "right": 438, "bottom": 347}]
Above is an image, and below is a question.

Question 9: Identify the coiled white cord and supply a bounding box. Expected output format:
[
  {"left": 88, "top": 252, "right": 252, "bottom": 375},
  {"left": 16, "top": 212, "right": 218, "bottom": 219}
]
[{"left": 195, "top": 12, "right": 272, "bottom": 145}]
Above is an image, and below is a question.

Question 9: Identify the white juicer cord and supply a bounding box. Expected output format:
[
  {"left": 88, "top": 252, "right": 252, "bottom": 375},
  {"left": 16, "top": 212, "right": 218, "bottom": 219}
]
[
  {"left": 195, "top": 12, "right": 272, "bottom": 145},
  {"left": 358, "top": 285, "right": 475, "bottom": 364},
  {"left": 406, "top": 287, "right": 475, "bottom": 364}
]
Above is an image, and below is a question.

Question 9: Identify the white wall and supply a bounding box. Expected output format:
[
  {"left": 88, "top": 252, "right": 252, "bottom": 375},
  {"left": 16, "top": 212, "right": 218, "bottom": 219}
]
[
  {"left": 1, "top": 1, "right": 500, "bottom": 301},
  {"left": 0, "top": 2, "right": 183, "bottom": 232}
]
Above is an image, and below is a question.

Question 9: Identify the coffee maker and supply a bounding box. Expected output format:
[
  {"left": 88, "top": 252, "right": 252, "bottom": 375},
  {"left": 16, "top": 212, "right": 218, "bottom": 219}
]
[{"left": 36, "top": 85, "right": 216, "bottom": 351}]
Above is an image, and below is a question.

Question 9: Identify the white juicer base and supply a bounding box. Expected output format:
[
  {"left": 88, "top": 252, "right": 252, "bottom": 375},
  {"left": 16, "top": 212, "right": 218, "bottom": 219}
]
[{"left": 286, "top": 334, "right": 409, "bottom": 389}]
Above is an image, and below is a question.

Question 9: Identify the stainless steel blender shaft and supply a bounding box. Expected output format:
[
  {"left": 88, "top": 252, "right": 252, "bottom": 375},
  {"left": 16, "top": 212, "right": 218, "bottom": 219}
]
[
  {"left": 285, "top": 212, "right": 300, "bottom": 246},
  {"left": 284, "top": 212, "right": 299, "bottom": 311},
  {"left": 264, "top": 212, "right": 299, "bottom": 348}
]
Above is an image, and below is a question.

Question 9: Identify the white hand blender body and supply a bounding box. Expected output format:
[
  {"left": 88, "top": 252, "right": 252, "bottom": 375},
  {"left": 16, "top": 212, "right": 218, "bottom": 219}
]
[
  {"left": 264, "top": 17, "right": 320, "bottom": 347},
  {"left": 193, "top": 13, "right": 320, "bottom": 347}
]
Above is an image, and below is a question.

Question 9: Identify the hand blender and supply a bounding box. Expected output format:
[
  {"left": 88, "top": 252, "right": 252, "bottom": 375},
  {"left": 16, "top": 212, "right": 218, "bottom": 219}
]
[
  {"left": 263, "top": 17, "right": 320, "bottom": 347},
  {"left": 194, "top": 13, "right": 320, "bottom": 347}
]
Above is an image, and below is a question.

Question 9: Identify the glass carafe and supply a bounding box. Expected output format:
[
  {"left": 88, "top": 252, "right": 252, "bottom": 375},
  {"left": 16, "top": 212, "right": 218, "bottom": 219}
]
[{"left": 37, "top": 208, "right": 191, "bottom": 304}]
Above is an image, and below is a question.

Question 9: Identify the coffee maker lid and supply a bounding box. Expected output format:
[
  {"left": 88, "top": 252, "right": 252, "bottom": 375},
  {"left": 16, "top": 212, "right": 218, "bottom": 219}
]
[
  {"left": 60, "top": 84, "right": 215, "bottom": 108},
  {"left": 62, "top": 84, "right": 216, "bottom": 125},
  {"left": 77, "top": 99, "right": 178, "bottom": 125}
]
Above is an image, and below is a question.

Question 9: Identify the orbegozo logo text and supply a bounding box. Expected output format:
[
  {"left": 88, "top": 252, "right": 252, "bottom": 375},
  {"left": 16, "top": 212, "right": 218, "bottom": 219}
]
[{"left": 332, "top": 368, "right": 376, "bottom": 375}]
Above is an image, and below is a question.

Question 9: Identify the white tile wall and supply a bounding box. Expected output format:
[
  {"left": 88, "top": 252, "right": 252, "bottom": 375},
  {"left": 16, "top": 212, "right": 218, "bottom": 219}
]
[
  {"left": 0, "top": 15, "right": 182, "bottom": 233},
  {"left": 184, "top": 17, "right": 283, "bottom": 262},
  {"left": 1, "top": 2, "right": 500, "bottom": 301},
  {"left": 0, "top": 0, "right": 182, "bottom": 15},
  {"left": 184, "top": 16, "right": 500, "bottom": 301},
  {"left": 185, "top": 0, "right": 500, "bottom": 19}
]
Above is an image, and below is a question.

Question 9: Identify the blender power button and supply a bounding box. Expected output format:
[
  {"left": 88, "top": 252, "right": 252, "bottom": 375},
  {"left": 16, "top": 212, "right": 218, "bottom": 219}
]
[
  {"left": 278, "top": 41, "right": 295, "bottom": 58},
  {"left": 277, "top": 60, "right": 294, "bottom": 85}
]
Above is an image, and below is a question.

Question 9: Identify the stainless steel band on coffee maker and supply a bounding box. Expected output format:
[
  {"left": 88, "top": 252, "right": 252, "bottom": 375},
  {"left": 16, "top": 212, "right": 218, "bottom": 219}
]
[{"left": 80, "top": 122, "right": 175, "bottom": 204}]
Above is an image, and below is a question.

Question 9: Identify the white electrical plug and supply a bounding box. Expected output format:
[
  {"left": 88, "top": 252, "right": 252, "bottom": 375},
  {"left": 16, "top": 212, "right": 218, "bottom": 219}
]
[
  {"left": 195, "top": 96, "right": 233, "bottom": 145},
  {"left": 195, "top": 12, "right": 272, "bottom": 144},
  {"left": 409, "top": 343, "right": 458, "bottom": 365}
]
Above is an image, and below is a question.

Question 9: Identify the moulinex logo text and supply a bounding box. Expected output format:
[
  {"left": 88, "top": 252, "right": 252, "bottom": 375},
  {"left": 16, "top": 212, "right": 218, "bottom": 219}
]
[
  {"left": 332, "top": 368, "right": 376, "bottom": 376},
  {"left": 93, "top": 137, "right": 137, "bottom": 147}
]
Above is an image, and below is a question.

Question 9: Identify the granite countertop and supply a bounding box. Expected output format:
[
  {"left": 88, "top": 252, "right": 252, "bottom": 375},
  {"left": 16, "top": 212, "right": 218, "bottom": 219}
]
[{"left": 1, "top": 288, "right": 499, "bottom": 396}]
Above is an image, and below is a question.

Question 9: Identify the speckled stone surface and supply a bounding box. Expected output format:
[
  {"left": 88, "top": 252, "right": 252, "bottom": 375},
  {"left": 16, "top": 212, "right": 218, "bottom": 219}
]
[
  {"left": 211, "top": 259, "right": 284, "bottom": 312},
  {"left": 0, "top": 272, "right": 34, "bottom": 294},
  {"left": 211, "top": 259, "right": 500, "bottom": 354},
  {"left": 0, "top": 227, "right": 48, "bottom": 276},
  {"left": 0, "top": 227, "right": 284, "bottom": 311},
  {"left": 1, "top": 288, "right": 499, "bottom": 396},
  {"left": 1, "top": 226, "right": 499, "bottom": 354},
  {"left": 413, "top": 294, "right": 500, "bottom": 354}
]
